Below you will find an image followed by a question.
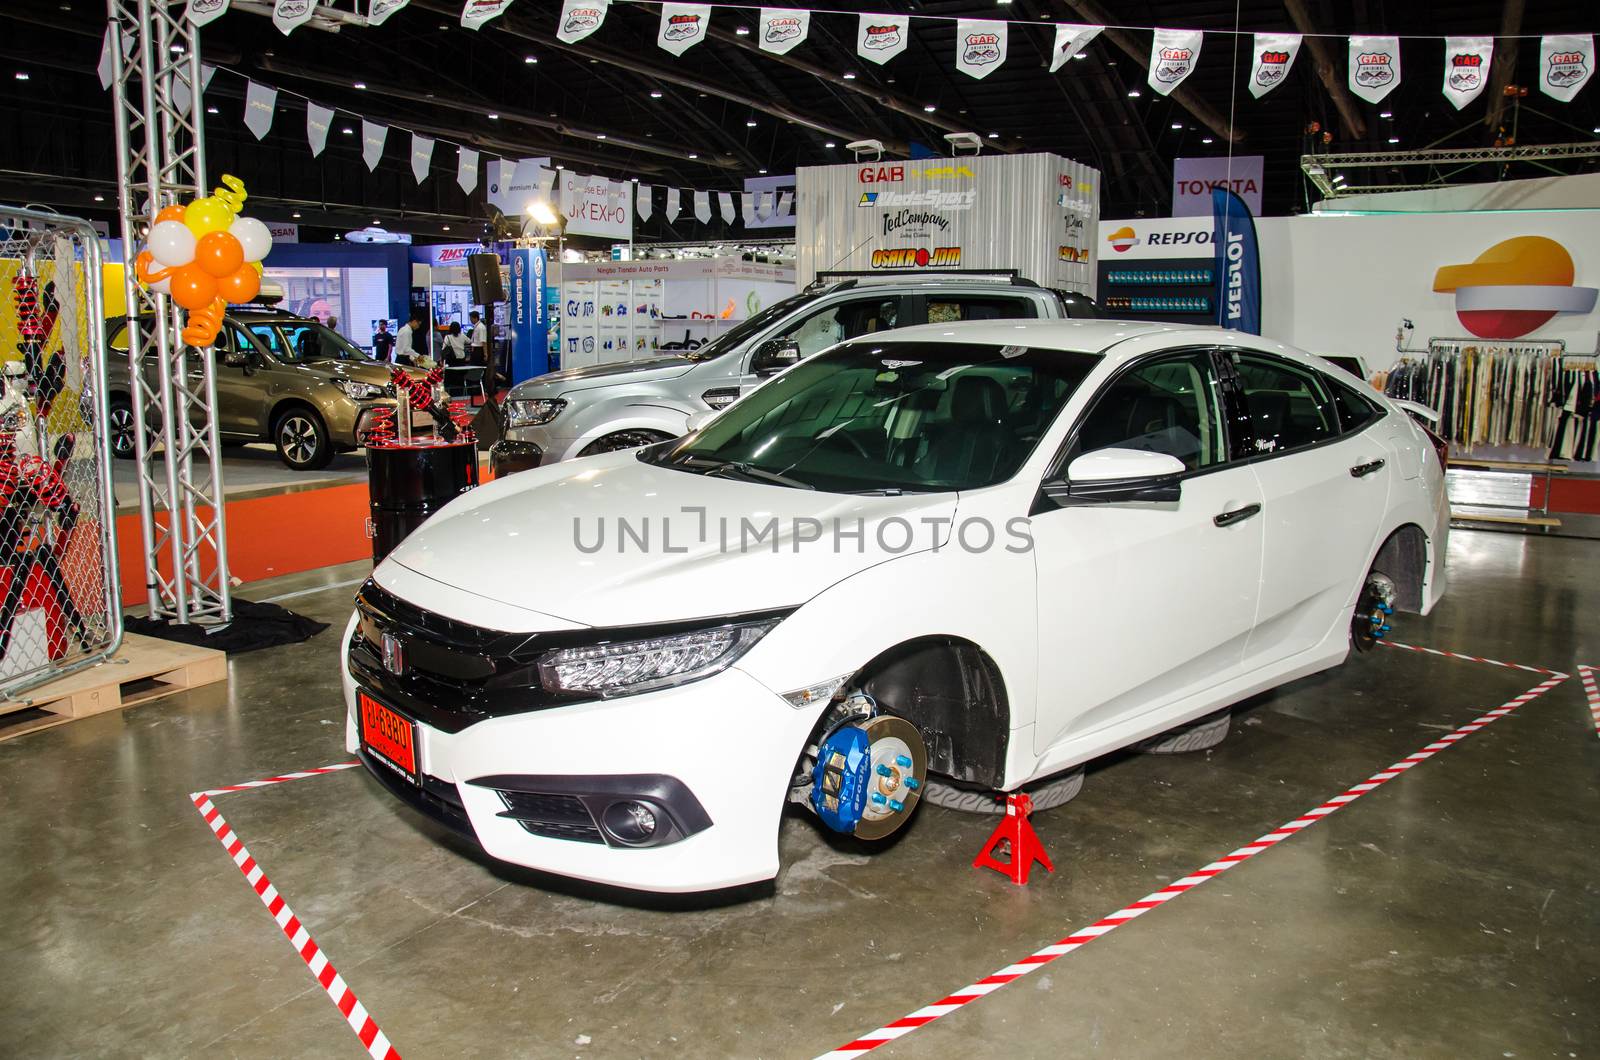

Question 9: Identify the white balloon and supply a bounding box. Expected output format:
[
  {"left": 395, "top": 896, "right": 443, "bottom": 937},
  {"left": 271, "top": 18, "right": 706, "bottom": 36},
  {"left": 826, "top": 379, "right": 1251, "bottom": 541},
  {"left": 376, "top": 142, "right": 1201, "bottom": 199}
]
[
  {"left": 148, "top": 220, "right": 196, "bottom": 268},
  {"left": 230, "top": 216, "right": 272, "bottom": 263},
  {"left": 148, "top": 273, "right": 172, "bottom": 295}
]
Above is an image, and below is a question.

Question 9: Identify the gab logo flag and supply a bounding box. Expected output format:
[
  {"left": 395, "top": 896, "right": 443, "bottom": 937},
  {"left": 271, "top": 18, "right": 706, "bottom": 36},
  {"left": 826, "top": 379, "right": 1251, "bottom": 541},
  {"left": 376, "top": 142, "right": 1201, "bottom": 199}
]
[
  {"left": 857, "top": 13, "right": 909, "bottom": 65},
  {"left": 1249, "top": 33, "right": 1301, "bottom": 98},
  {"left": 1443, "top": 36, "right": 1493, "bottom": 109},
  {"left": 460, "top": 0, "right": 512, "bottom": 31},
  {"left": 1349, "top": 35, "right": 1401, "bottom": 104},
  {"left": 956, "top": 19, "right": 1006, "bottom": 80},
  {"left": 658, "top": 4, "right": 710, "bottom": 56},
  {"left": 1149, "top": 28, "right": 1202, "bottom": 96},
  {"left": 759, "top": 7, "right": 809, "bottom": 55},
  {"left": 557, "top": 0, "right": 608, "bottom": 44},
  {"left": 1050, "top": 24, "right": 1101, "bottom": 73},
  {"left": 1539, "top": 34, "right": 1595, "bottom": 102}
]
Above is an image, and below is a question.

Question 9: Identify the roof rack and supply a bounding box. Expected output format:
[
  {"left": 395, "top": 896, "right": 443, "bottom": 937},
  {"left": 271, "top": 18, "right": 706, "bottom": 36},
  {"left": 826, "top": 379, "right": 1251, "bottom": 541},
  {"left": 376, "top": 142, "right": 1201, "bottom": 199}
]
[{"left": 811, "top": 269, "right": 1037, "bottom": 288}]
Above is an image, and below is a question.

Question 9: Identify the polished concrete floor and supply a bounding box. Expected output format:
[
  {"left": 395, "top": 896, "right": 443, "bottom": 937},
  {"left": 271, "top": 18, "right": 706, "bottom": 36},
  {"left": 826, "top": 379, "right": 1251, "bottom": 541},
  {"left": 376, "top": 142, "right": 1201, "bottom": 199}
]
[{"left": 1, "top": 531, "right": 1597, "bottom": 1058}]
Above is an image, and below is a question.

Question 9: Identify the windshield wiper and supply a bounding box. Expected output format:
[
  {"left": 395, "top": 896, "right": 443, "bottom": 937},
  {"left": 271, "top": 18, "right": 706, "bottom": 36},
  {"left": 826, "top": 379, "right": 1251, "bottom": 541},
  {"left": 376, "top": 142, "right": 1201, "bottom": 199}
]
[{"left": 677, "top": 455, "right": 814, "bottom": 490}]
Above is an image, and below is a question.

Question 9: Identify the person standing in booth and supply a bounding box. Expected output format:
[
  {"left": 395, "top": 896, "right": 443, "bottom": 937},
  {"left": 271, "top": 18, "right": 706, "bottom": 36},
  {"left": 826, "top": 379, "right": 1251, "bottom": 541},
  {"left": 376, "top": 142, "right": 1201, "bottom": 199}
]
[
  {"left": 393, "top": 310, "right": 424, "bottom": 366},
  {"left": 468, "top": 310, "right": 488, "bottom": 366},
  {"left": 371, "top": 319, "right": 395, "bottom": 362}
]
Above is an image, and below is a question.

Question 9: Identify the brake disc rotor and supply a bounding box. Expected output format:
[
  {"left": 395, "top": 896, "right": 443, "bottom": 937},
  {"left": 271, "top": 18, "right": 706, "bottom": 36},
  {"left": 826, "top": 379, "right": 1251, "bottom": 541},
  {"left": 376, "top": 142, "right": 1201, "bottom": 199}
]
[{"left": 852, "top": 715, "right": 928, "bottom": 841}]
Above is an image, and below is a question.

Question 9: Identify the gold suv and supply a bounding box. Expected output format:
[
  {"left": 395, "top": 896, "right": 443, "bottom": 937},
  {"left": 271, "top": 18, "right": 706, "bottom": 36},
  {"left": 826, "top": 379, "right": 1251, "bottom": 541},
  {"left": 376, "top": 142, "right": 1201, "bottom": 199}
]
[{"left": 106, "top": 310, "right": 403, "bottom": 470}]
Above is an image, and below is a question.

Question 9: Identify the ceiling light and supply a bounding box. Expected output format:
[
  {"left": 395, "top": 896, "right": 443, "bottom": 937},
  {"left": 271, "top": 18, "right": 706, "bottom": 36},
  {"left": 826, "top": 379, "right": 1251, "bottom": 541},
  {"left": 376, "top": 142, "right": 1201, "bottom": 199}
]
[
  {"left": 825, "top": 141, "right": 837, "bottom": 148},
  {"left": 746, "top": 120, "right": 757, "bottom": 127},
  {"left": 169, "top": 44, "right": 183, "bottom": 53},
  {"left": 923, "top": 105, "right": 936, "bottom": 112},
  {"left": 1201, "top": 137, "right": 1214, "bottom": 144},
  {"left": 1388, "top": 136, "right": 1400, "bottom": 144},
  {"left": 735, "top": 26, "right": 750, "bottom": 36},
  {"left": 341, "top": 127, "right": 353, "bottom": 134},
  {"left": 1073, "top": 52, "right": 1087, "bottom": 61},
  {"left": 986, "top": 132, "right": 998, "bottom": 139},
  {"left": 442, "top": 225, "right": 450, "bottom": 231},
  {"left": 524, "top": 56, "right": 537, "bottom": 64},
  {"left": 292, "top": 212, "right": 301, "bottom": 218},
  {"left": 843, "top": 72, "right": 857, "bottom": 80},
  {"left": 688, "top": 153, "right": 698, "bottom": 159},
  {"left": 596, "top": 133, "right": 607, "bottom": 139},
  {"left": 206, "top": 105, "right": 218, "bottom": 114},
  {"left": 1127, "top": 89, "right": 1141, "bottom": 98},
  {"left": 14, "top": 72, "right": 28, "bottom": 81},
  {"left": 650, "top": 90, "right": 663, "bottom": 98},
  {"left": 354, "top": 82, "right": 366, "bottom": 89},
  {"left": 1380, "top": 111, "right": 1394, "bottom": 119},
  {"left": 93, "top": 194, "right": 104, "bottom": 202},
  {"left": 1332, "top": 174, "right": 1347, "bottom": 184},
  {"left": 487, "top": 113, "right": 499, "bottom": 119},
  {"left": 1171, "top": 122, "right": 1183, "bottom": 130},
  {"left": 759, "top": 168, "right": 768, "bottom": 174}
]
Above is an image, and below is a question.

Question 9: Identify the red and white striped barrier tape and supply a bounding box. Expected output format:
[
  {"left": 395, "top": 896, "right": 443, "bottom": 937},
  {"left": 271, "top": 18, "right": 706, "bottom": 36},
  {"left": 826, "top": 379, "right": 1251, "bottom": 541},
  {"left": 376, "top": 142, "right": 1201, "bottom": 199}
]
[
  {"left": 190, "top": 762, "right": 398, "bottom": 1060},
  {"left": 195, "top": 760, "right": 361, "bottom": 798},
  {"left": 1378, "top": 639, "right": 1567, "bottom": 678},
  {"left": 815, "top": 672, "right": 1568, "bottom": 1060},
  {"left": 1579, "top": 666, "right": 1600, "bottom": 739}
]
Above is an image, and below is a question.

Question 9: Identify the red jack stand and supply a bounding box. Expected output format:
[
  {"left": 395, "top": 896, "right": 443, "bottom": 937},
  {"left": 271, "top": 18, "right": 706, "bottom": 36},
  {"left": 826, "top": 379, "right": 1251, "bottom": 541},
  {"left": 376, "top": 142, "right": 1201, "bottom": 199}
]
[{"left": 972, "top": 792, "right": 1054, "bottom": 885}]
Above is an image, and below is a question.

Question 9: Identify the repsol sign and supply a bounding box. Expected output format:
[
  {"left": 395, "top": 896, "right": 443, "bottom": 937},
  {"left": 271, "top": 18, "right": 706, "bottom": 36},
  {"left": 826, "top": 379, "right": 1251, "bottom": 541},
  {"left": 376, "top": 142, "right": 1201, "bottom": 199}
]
[{"left": 1143, "top": 230, "right": 1214, "bottom": 247}]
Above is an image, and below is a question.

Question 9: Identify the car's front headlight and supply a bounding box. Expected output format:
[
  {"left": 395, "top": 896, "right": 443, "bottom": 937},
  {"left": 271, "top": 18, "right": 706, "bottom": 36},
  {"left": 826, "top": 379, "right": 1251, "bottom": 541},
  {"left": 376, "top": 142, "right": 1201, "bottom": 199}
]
[
  {"left": 538, "top": 619, "right": 778, "bottom": 697},
  {"left": 505, "top": 397, "right": 567, "bottom": 428},
  {"left": 333, "top": 378, "right": 385, "bottom": 400}
]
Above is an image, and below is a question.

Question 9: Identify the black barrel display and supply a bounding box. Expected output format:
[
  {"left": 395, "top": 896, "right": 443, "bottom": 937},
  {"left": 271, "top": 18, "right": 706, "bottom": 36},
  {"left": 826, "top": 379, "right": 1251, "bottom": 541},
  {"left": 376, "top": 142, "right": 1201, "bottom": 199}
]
[{"left": 367, "top": 439, "right": 480, "bottom": 563}]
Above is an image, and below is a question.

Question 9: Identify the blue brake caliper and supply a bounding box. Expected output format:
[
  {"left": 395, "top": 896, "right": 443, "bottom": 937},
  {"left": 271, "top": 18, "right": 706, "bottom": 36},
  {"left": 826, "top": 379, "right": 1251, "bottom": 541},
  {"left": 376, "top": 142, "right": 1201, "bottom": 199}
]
[{"left": 811, "top": 724, "right": 871, "bottom": 835}]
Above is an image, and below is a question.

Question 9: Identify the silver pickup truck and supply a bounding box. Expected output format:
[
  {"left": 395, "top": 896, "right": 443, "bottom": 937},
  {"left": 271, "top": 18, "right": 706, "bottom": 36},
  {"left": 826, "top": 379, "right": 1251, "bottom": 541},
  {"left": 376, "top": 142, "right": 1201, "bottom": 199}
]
[{"left": 492, "top": 274, "right": 1101, "bottom": 473}]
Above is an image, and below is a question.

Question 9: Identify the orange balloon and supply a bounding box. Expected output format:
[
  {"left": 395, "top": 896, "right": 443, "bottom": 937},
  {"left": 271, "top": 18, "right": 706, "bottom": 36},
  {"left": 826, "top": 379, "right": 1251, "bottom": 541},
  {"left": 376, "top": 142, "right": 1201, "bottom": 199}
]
[
  {"left": 169, "top": 264, "right": 218, "bottom": 310},
  {"left": 194, "top": 230, "right": 245, "bottom": 278},
  {"left": 216, "top": 263, "right": 260, "bottom": 304},
  {"left": 154, "top": 204, "right": 187, "bottom": 224}
]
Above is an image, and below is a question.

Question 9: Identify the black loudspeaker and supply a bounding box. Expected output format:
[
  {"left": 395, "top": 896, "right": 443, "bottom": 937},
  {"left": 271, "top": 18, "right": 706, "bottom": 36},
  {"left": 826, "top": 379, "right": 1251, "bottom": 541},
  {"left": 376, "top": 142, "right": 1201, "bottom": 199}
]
[{"left": 467, "top": 253, "right": 506, "bottom": 304}]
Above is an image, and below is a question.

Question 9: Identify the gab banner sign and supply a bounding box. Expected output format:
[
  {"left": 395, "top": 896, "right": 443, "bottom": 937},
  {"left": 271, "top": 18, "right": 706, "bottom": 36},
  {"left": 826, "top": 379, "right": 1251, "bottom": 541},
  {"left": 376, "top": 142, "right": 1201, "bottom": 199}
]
[{"left": 1149, "top": 28, "right": 1202, "bottom": 95}]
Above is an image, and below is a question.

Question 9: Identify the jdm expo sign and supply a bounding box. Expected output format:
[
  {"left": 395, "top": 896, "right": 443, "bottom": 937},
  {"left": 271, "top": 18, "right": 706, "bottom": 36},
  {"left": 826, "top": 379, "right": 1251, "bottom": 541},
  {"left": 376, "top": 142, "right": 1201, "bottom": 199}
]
[
  {"left": 1171, "top": 156, "right": 1264, "bottom": 218},
  {"left": 560, "top": 171, "right": 633, "bottom": 241},
  {"left": 796, "top": 151, "right": 1101, "bottom": 295}
]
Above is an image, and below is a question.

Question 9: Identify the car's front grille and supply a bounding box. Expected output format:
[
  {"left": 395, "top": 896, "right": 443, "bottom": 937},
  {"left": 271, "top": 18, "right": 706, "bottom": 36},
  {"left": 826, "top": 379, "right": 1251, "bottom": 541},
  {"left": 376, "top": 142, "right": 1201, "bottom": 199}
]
[
  {"left": 494, "top": 791, "right": 605, "bottom": 844},
  {"left": 357, "top": 750, "right": 477, "bottom": 841}
]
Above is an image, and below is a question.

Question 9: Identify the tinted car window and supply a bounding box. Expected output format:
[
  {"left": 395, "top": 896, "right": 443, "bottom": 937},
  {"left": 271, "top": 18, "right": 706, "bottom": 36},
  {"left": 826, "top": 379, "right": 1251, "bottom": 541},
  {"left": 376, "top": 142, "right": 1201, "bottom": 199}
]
[
  {"left": 926, "top": 296, "right": 1037, "bottom": 323},
  {"left": 654, "top": 340, "right": 1098, "bottom": 493},
  {"left": 248, "top": 323, "right": 286, "bottom": 358},
  {"left": 769, "top": 297, "right": 900, "bottom": 358},
  {"left": 1233, "top": 353, "right": 1338, "bottom": 454},
  {"left": 1328, "top": 377, "right": 1382, "bottom": 435},
  {"left": 1074, "top": 353, "right": 1226, "bottom": 471}
]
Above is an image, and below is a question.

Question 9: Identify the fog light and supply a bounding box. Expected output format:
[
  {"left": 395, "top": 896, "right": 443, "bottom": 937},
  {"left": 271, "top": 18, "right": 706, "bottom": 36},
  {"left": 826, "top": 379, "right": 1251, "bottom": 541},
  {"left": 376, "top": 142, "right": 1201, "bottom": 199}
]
[{"left": 602, "top": 800, "right": 659, "bottom": 845}]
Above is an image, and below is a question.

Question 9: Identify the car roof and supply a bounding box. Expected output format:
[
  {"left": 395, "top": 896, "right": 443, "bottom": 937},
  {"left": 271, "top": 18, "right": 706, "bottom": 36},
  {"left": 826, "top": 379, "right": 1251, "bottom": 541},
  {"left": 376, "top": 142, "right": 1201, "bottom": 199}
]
[{"left": 862, "top": 318, "right": 1183, "bottom": 354}]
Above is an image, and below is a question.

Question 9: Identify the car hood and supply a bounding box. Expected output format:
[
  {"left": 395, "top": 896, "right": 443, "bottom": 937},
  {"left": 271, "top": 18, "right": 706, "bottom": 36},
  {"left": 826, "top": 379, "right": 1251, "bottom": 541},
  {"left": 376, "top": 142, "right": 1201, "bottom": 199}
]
[
  {"left": 303, "top": 358, "right": 394, "bottom": 384},
  {"left": 510, "top": 356, "right": 697, "bottom": 397},
  {"left": 384, "top": 453, "right": 957, "bottom": 629}
]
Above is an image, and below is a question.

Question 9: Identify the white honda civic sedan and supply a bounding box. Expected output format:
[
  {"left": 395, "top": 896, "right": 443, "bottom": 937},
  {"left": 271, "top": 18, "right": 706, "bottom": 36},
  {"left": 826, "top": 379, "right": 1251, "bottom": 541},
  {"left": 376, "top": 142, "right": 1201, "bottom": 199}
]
[{"left": 342, "top": 319, "right": 1448, "bottom": 893}]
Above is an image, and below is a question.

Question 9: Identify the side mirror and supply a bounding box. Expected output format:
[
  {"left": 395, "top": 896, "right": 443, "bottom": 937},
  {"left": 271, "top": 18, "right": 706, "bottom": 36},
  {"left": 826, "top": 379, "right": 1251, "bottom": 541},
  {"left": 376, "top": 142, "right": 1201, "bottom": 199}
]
[
  {"left": 1042, "top": 447, "right": 1186, "bottom": 505},
  {"left": 221, "top": 350, "right": 250, "bottom": 369},
  {"left": 750, "top": 339, "right": 801, "bottom": 377},
  {"left": 684, "top": 409, "right": 719, "bottom": 433}
]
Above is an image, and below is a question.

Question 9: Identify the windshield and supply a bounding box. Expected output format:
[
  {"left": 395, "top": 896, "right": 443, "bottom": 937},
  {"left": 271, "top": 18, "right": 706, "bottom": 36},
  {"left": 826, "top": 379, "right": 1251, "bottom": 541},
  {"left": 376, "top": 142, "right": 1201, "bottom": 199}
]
[
  {"left": 256, "top": 321, "right": 372, "bottom": 364},
  {"left": 684, "top": 292, "right": 814, "bottom": 361},
  {"left": 647, "top": 340, "right": 1099, "bottom": 493}
]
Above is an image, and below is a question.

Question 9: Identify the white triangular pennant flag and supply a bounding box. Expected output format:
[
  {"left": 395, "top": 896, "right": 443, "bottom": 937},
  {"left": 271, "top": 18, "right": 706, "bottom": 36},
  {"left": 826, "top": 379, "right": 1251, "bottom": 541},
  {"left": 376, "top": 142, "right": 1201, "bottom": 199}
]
[
  {"left": 759, "top": 8, "right": 809, "bottom": 55},
  {"left": 273, "top": 0, "right": 317, "bottom": 35},
  {"left": 1049, "top": 24, "right": 1101, "bottom": 73},
  {"left": 776, "top": 190, "right": 793, "bottom": 217},
  {"left": 1443, "top": 36, "right": 1493, "bottom": 110},
  {"left": 1249, "top": 33, "right": 1301, "bottom": 98},
  {"left": 857, "top": 14, "right": 908, "bottom": 65},
  {"left": 461, "top": 0, "right": 513, "bottom": 31},
  {"left": 636, "top": 183, "right": 652, "bottom": 220},
  {"left": 1149, "top": 28, "right": 1202, "bottom": 95},
  {"left": 751, "top": 190, "right": 770, "bottom": 221},
  {"left": 361, "top": 120, "right": 388, "bottom": 171},
  {"left": 97, "top": 27, "right": 113, "bottom": 90},
  {"left": 410, "top": 133, "right": 435, "bottom": 183},
  {"left": 740, "top": 193, "right": 756, "bottom": 225},
  {"left": 693, "top": 191, "right": 711, "bottom": 224},
  {"left": 658, "top": 4, "right": 709, "bottom": 56},
  {"left": 306, "top": 102, "right": 334, "bottom": 157},
  {"left": 1539, "top": 34, "right": 1594, "bottom": 103},
  {"left": 243, "top": 80, "right": 277, "bottom": 140},
  {"left": 557, "top": 0, "right": 608, "bottom": 43},
  {"left": 173, "top": 64, "right": 214, "bottom": 115},
  {"left": 956, "top": 19, "right": 1006, "bottom": 80},
  {"left": 368, "top": 0, "right": 409, "bottom": 27},
  {"left": 717, "top": 192, "right": 734, "bottom": 224},
  {"left": 666, "top": 188, "right": 682, "bottom": 221},
  {"left": 187, "top": 0, "right": 229, "bottom": 28},
  {"left": 457, "top": 147, "right": 479, "bottom": 194},
  {"left": 1349, "top": 36, "right": 1401, "bottom": 104}
]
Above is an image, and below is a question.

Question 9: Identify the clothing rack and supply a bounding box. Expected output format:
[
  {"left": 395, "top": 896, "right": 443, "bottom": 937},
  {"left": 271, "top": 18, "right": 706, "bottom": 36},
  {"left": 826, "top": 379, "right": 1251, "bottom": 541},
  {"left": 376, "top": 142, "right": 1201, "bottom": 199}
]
[{"left": 1377, "top": 338, "right": 1572, "bottom": 453}]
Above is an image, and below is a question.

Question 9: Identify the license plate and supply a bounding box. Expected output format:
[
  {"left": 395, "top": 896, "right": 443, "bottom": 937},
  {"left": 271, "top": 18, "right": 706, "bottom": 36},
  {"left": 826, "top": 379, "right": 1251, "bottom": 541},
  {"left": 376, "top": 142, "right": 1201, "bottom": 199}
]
[{"left": 358, "top": 689, "right": 419, "bottom": 786}]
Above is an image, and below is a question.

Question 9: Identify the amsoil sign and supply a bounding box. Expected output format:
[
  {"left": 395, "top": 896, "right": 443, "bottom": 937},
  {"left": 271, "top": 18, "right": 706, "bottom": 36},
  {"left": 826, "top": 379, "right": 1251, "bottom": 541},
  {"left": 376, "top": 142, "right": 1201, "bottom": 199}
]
[{"left": 1171, "top": 156, "right": 1264, "bottom": 218}]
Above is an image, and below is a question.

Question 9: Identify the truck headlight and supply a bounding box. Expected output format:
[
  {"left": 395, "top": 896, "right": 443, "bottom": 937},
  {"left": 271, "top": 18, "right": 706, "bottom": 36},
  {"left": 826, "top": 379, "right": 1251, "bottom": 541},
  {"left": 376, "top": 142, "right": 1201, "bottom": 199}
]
[
  {"left": 333, "top": 379, "right": 384, "bottom": 400},
  {"left": 505, "top": 398, "right": 567, "bottom": 427},
  {"left": 538, "top": 619, "right": 778, "bottom": 697}
]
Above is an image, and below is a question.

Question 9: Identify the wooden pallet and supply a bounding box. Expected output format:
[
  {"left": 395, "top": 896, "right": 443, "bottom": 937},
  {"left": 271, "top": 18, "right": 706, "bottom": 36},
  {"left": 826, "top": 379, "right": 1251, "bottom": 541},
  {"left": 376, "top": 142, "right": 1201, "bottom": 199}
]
[{"left": 0, "top": 633, "right": 227, "bottom": 742}]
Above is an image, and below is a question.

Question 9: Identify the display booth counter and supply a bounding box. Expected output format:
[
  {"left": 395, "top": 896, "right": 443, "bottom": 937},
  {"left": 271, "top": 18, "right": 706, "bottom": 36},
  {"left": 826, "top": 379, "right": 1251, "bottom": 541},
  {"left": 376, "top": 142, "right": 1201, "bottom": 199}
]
[{"left": 558, "top": 258, "right": 795, "bottom": 370}]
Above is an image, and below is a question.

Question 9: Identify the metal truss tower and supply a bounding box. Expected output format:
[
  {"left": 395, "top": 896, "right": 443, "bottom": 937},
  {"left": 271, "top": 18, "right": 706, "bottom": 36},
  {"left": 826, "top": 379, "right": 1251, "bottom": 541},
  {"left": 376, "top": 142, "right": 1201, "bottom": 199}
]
[{"left": 106, "top": 0, "right": 231, "bottom": 623}]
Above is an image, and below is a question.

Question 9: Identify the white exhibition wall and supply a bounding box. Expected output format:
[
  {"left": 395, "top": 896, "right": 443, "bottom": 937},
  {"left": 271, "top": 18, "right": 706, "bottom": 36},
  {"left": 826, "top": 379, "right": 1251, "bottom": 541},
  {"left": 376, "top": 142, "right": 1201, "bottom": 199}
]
[{"left": 1255, "top": 208, "right": 1600, "bottom": 369}]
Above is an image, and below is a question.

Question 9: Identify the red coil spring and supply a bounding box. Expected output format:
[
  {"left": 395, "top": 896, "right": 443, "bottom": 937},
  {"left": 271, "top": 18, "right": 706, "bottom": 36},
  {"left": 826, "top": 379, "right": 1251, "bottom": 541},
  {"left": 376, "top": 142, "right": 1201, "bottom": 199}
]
[
  {"left": 12, "top": 276, "right": 44, "bottom": 342},
  {"left": 361, "top": 406, "right": 397, "bottom": 449}
]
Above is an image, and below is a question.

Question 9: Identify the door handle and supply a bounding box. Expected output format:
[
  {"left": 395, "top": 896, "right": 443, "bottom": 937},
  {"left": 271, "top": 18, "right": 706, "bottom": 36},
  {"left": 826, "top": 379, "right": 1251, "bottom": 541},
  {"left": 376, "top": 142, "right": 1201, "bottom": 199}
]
[
  {"left": 1349, "top": 459, "right": 1386, "bottom": 478},
  {"left": 1214, "top": 503, "right": 1261, "bottom": 528}
]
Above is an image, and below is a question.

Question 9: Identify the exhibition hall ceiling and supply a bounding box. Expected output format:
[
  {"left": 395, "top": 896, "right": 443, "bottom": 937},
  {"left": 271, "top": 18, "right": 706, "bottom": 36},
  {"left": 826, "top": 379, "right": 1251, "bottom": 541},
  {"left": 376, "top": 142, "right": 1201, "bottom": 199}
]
[{"left": 2, "top": 1, "right": 1597, "bottom": 239}]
